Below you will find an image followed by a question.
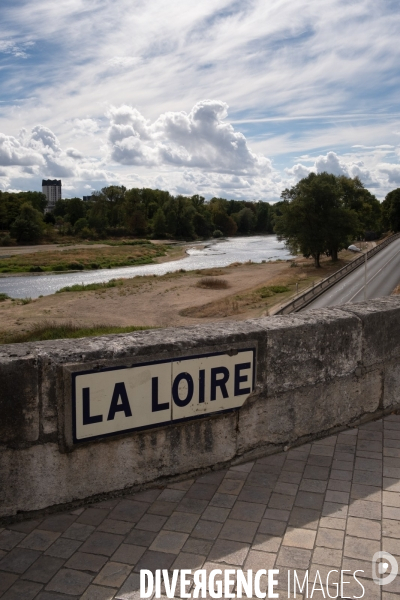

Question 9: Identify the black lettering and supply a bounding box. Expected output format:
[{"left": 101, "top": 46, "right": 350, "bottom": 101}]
[
  {"left": 172, "top": 372, "right": 194, "bottom": 407},
  {"left": 210, "top": 366, "right": 229, "bottom": 401},
  {"left": 199, "top": 369, "right": 205, "bottom": 403},
  {"left": 107, "top": 382, "right": 132, "bottom": 421},
  {"left": 151, "top": 376, "right": 170, "bottom": 412},
  {"left": 82, "top": 387, "right": 103, "bottom": 425},
  {"left": 234, "top": 362, "right": 251, "bottom": 396}
]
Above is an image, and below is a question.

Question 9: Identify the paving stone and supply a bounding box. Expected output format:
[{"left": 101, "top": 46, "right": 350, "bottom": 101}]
[
  {"left": 97, "top": 519, "right": 134, "bottom": 535},
  {"left": 130, "top": 489, "right": 162, "bottom": 503},
  {"left": 278, "top": 471, "right": 303, "bottom": 484},
  {"left": 299, "top": 479, "right": 327, "bottom": 494},
  {"left": 303, "top": 466, "right": 330, "bottom": 480},
  {"left": 176, "top": 497, "right": 209, "bottom": 513},
  {"left": 268, "top": 493, "right": 295, "bottom": 510},
  {"left": 252, "top": 533, "right": 282, "bottom": 554},
  {"left": 244, "top": 549, "right": 276, "bottom": 570},
  {"left": 294, "top": 491, "right": 324, "bottom": 510},
  {"left": 147, "top": 501, "right": 178, "bottom": 517},
  {"left": 251, "top": 462, "right": 281, "bottom": 475},
  {"left": 332, "top": 459, "right": 354, "bottom": 471},
  {"left": 383, "top": 491, "right": 400, "bottom": 507},
  {"left": 224, "top": 469, "right": 248, "bottom": 481},
  {"left": 344, "top": 535, "right": 380, "bottom": 560},
  {"left": 383, "top": 518, "right": 400, "bottom": 538},
  {"left": 276, "top": 546, "right": 311, "bottom": 569},
  {"left": 197, "top": 471, "right": 227, "bottom": 485},
  {"left": 247, "top": 472, "right": 278, "bottom": 488},
  {"left": 310, "top": 445, "right": 334, "bottom": 457},
  {"left": 164, "top": 511, "right": 200, "bottom": 532},
  {"left": 312, "top": 546, "right": 342, "bottom": 567},
  {"left": 0, "top": 547, "right": 41, "bottom": 573},
  {"left": 6, "top": 519, "right": 42, "bottom": 534},
  {"left": 125, "top": 529, "right": 157, "bottom": 547},
  {"left": 353, "top": 469, "right": 383, "bottom": 486},
  {"left": 237, "top": 486, "right": 271, "bottom": 504},
  {"left": 93, "top": 562, "right": 132, "bottom": 587},
  {"left": 258, "top": 518, "right": 287, "bottom": 536},
  {"left": 334, "top": 451, "right": 355, "bottom": 462},
  {"left": 171, "top": 551, "right": 206, "bottom": 570},
  {"left": 81, "top": 584, "right": 117, "bottom": 599},
  {"left": 355, "top": 457, "right": 383, "bottom": 472},
  {"left": 282, "top": 527, "right": 316, "bottom": 549},
  {"left": 185, "top": 479, "right": 219, "bottom": 500},
  {"left": 80, "top": 532, "right": 125, "bottom": 556},
  {"left": 274, "top": 481, "right": 298, "bottom": 496},
  {"left": 76, "top": 509, "right": 109, "bottom": 527},
  {"left": 330, "top": 469, "right": 353, "bottom": 481},
  {"left": 315, "top": 527, "right": 344, "bottom": 549},
  {"left": 135, "top": 514, "right": 167, "bottom": 532},
  {"left": 200, "top": 506, "right": 230, "bottom": 524},
  {"left": 283, "top": 459, "right": 306, "bottom": 472},
  {"left": 191, "top": 519, "right": 223, "bottom": 540},
  {"left": 0, "top": 579, "right": 43, "bottom": 600},
  {"left": 182, "top": 537, "right": 213, "bottom": 556},
  {"left": 217, "top": 479, "right": 244, "bottom": 495},
  {"left": 346, "top": 516, "right": 381, "bottom": 539},
  {"left": 233, "top": 461, "right": 257, "bottom": 471},
  {"left": 383, "top": 506, "right": 400, "bottom": 520},
  {"left": 44, "top": 537, "right": 82, "bottom": 559},
  {"left": 0, "top": 572, "right": 18, "bottom": 595},
  {"left": 62, "top": 523, "right": 96, "bottom": 541},
  {"left": 65, "top": 551, "right": 108, "bottom": 573},
  {"left": 325, "top": 490, "right": 350, "bottom": 504},
  {"left": 341, "top": 556, "right": 373, "bottom": 579},
  {"left": 229, "top": 501, "right": 265, "bottom": 522},
  {"left": 0, "top": 529, "right": 26, "bottom": 551},
  {"left": 383, "top": 537, "right": 400, "bottom": 556},
  {"left": 384, "top": 478, "right": 400, "bottom": 493},
  {"left": 21, "top": 555, "right": 65, "bottom": 583},
  {"left": 36, "top": 593, "right": 79, "bottom": 600},
  {"left": 111, "top": 544, "right": 146, "bottom": 565},
  {"left": 46, "top": 568, "right": 93, "bottom": 595},
  {"left": 134, "top": 550, "right": 176, "bottom": 573},
  {"left": 307, "top": 455, "right": 333, "bottom": 467},
  {"left": 322, "top": 502, "right": 348, "bottom": 519},
  {"left": 348, "top": 499, "right": 382, "bottom": 520},
  {"left": 18, "top": 529, "right": 60, "bottom": 551},
  {"left": 351, "top": 483, "right": 382, "bottom": 502},
  {"left": 108, "top": 500, "right": 149, "bottom": 523},
  {"left": 219, "top": 518, "right": 258, "bottom": 543},
  {"left": 327, "top": 479, "right": 351, "bottom": 493},
  {"left": 149, "top": 531, "right": 188, "bottom": 554},
  {"left": 288, "top": 507, "right": 320, "bottom": 530},
  {"left": 39, "top": 514, "right": 77, "bottom": 533},
  {"left": 208, "top": 538, "right": 250, "bottom": 565},
  {"left": 115, "top": 572, "right": 142, "bottom": 599}
]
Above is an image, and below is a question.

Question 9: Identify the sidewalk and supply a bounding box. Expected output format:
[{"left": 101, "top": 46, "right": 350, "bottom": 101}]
[{"left": 0, "top": 415, "right": 399, "bottom": 599}]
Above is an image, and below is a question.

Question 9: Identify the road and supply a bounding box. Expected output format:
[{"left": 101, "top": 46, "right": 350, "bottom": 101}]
[{"left": 303, "top": 238, "right": 400, "bottom": 310}]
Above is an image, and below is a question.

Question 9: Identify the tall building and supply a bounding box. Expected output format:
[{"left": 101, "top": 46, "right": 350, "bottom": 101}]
[{"left": 42, "top": 179, "right": 62, "bottom": 211}]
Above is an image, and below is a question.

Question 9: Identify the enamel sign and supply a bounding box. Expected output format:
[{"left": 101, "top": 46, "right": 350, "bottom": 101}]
[{"left": 72, "top": 348, "right": 256, "bottom": 443}]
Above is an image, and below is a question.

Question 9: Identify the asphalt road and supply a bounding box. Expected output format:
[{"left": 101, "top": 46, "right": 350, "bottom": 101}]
[{"left": 303, "top": 238, "right": 400, "bottom": 310}]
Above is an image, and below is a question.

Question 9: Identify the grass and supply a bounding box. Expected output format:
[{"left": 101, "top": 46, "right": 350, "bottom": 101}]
[
  {"left": 0, "top": 321, "right": 153, "bottom": 344},
  {"left": 0, "top": 242, "right": 170, "bottom": 274},
  {"left": 196, "top": 277, "right": 230, "bottom": 289},
  {"left": 0, "top": 293, "right": 10, "bottom": 302},
  {"left": 56, "top": 279, "right": 124, "bottom": 293}
]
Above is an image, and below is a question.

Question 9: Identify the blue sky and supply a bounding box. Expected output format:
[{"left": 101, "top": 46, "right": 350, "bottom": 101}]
[{"left": 1, "top": 0, "right": 400, "bottom": 201}]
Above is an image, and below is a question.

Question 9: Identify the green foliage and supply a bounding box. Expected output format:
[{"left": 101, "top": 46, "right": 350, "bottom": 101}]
[
  {"left": 0, "top": 233, "right": 12, "bottom": 246},
  {"left": 256, "top": 285, "right": 290, "bottom": 298},
  {"left": 381, "top": 188, "right": 400, "bottom": 232},
  {"left": 57, "top": 279, "right": 124, "bottom": 293},
  {"left": 10, "top": 203, "right": 44, "bottom": 243},
  {"left": 0, "top": 293, "right": 10, "bottom": 302},
  {"left": 275, "top": 173, "right": 364, "bottom": 267}
]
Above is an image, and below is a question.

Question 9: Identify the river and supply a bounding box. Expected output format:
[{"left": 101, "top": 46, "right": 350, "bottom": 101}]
[{"left": 0, "top": 235, "right": 294, "bottom": 299}]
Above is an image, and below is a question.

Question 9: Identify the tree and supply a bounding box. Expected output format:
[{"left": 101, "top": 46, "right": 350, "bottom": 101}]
[
  {"left": 153, "top": 208, "right": 167, "bottom": 237},
  {"left": 10, "top": 203, "right": 44, "bottom": 243},
  {"left": 275, "top": 172, "right": 359, "bottom": 267},
  {"left": 381, "top": 188, "right": 400, "bottom": 232}
]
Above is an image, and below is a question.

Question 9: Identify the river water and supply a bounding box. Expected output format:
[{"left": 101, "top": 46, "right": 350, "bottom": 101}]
[{"left": 0, "top": 235, "right": 294, "bottom": 299}]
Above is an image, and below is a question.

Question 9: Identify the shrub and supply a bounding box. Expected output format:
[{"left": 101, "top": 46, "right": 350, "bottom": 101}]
[
  {"left": 0, "top": 234, "right": 12, "bottom": 246},
  {"left": 213, "top": 229, "right": 223, "bottom": 238},
  {"left": 196, "top": 277, "right": 229, "bottom": 289},
  {"left": 67, "top": 262, "right": 84, "bottom": 270},
  {"left": 29, "top": 266, "right": 43, "bottom": 272}
]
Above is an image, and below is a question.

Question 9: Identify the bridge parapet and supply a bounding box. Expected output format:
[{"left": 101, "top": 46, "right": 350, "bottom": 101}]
[{"left": 1, "top": 296, "right": 400, "bottom": 519}]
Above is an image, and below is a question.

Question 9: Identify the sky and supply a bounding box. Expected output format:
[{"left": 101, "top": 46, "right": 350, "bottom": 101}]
[{"left": 1, "top": 0, "right": 400, "bottom": 202}]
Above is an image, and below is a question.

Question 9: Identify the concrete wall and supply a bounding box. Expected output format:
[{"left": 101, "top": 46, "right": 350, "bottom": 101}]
[{"left": 1, "top": 297, "right": 400, "bottom": 519}]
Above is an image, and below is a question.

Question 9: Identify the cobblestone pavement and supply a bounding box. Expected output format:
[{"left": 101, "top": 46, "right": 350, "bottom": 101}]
[{"left": 1, "top": 415, "right": 400, "bottom": 599}]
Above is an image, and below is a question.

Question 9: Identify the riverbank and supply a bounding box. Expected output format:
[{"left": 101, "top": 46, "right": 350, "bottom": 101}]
[{"left": 0, "top": 253, "right": 356, "bottom": 342}]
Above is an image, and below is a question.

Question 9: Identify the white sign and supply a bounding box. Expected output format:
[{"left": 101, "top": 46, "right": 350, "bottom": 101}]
[{"left": 72, "top": 348, "right": 255, "bottom": 443}]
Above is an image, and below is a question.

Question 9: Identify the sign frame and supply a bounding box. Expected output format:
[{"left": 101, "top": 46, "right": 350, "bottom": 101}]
[{"left": 71, "top": 347, "right": 256, "bottom": 445}]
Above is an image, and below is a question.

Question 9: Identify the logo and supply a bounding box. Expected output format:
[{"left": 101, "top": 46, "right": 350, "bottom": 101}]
[{"left": 372, "top": 551, "right": 398, "bottom": 586}]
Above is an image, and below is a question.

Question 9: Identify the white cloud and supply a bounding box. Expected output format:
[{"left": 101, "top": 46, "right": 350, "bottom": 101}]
[{"left": 107, "top": 100, "right": 272, "bottom": 175}]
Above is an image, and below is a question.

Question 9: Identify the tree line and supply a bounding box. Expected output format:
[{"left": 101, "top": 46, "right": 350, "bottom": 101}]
[{"left": 1, "top": 176, "right": 400, "bottom": 256}]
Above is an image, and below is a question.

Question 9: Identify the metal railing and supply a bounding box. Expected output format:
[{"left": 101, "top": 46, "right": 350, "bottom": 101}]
[{"left": 275, "top": 233, "right": 400, "bottom": 315}]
